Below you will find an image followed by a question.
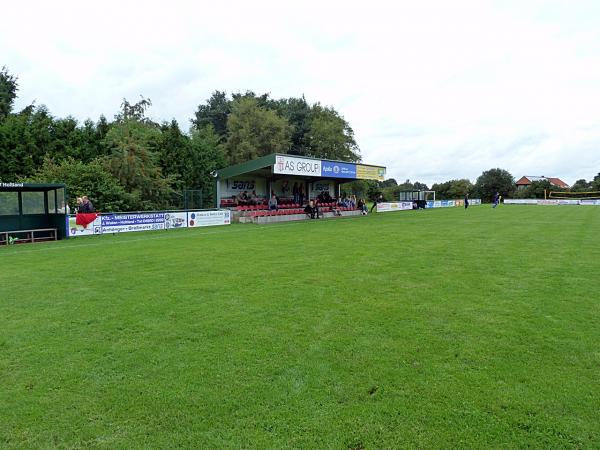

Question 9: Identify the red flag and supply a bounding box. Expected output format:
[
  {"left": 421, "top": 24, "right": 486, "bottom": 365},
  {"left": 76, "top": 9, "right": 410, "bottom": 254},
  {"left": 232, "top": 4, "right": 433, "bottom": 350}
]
[{"left": 75, "top": 213, "right": 98, "bottom": 228}]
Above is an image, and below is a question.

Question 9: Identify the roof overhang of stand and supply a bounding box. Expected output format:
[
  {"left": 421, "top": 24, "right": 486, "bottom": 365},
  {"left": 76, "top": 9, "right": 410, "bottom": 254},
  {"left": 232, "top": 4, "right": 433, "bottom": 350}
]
[
  {"left": 216, "top": 153, "right": 386, "bottom": 182},
  {"left": 0, "top": 182, "right": 66, "bottom": 192}
]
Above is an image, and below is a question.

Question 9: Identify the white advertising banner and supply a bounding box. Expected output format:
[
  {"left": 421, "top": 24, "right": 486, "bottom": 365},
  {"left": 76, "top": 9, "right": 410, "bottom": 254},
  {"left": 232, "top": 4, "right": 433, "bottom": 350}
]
[
  {"left": 273, "top": 155, "right": 321, "bottom": 177},
  {"left": 505, "top": 198, "right": 600, "bottom": 206},
  {"left": 67, "top": 215, "right": 101, "bottom": 237},
  {"left": 187, "top": 210, "right": 230, "bottom": 227},
  {"left": 377, "top": 202, "right": 413, "bottom": 212},
  {"left": 504, "top": 199, "right": 538, "bottom": 204},
  {"left": 165, "top": 212, "right": 188, "bottom": 229},
  {"left": 68, "top": 209, "right": 231, "bottom": 238}
]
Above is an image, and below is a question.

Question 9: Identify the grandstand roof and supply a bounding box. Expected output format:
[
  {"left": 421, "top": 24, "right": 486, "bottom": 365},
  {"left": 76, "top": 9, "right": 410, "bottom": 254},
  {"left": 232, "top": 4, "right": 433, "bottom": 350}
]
[{"left": 216, "top": 153, "right": 386, "bottom": 181}]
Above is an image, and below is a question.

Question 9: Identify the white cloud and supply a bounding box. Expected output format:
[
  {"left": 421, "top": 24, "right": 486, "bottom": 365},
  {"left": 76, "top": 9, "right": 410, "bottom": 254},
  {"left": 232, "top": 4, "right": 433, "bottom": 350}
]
[{"left": 2, "top": 0, "right": 600, "bottom": 185}]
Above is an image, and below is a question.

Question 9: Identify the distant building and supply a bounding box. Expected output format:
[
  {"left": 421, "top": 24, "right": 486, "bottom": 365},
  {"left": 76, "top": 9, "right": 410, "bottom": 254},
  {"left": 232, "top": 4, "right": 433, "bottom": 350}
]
[{"left": 515, "top": 176, "right": 570, "bottom": 190}]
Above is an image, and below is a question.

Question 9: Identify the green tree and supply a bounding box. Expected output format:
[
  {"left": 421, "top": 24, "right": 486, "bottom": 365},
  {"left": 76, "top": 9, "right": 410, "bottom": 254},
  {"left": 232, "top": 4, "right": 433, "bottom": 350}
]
[
  {"left": 25, "top": 157, "right": 134, "bottom": 212},
  {"left": 186, "top": 125, "right": 227, "bottom": 202},
  {"left": 303, "top": 104, "right": 360, "bottom": 162},
  {"left": 431, "top": 179, "right": 473, "bottom": 200},
  {"left": 157, "top": 120, "right": 191, "bottom": 190},
  {"left": 191, "top": 91, "right": 231, "bottom": 142},
  {"left": 224, "top": 97, "right": 291, "bottom": 164},
  {"left": 592, "top": 173, "right": 600, "bottom": 191},
  {"left": 115, "top": 97, "right": 154, "bottom": 123},
  {"left": 474, "top": 168, "right": 515, "bottom": 202},
  {"left": 0, "top": 111, "right": 35, "bottom": 180},
  {"left": 380, "top": 178, "right": 398, "bottom": 188},
  {"left": 570, "top": 178, "right": 592, "bottom": 192},
  {"left": 0, "top": 66, "right": 18, "bottom": 121},
  {"left": 103, "top": 118, "right": 174, "bottom": 210},
  {"left": 273, "top": 96, "right": 311, "bottom": 156}
]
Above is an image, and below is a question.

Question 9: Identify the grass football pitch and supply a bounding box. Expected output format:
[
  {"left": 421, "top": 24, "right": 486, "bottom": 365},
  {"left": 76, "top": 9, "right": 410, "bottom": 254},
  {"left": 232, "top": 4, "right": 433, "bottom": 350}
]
[{"left": 1, "top": 205, "right": 599, "bottom": 449}]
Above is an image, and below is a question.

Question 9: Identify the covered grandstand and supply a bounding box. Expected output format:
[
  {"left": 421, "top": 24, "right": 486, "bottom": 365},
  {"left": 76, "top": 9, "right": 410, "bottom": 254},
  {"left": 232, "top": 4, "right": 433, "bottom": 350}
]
[{"left": 215, "top": 153, "right": 386, "bottom": 223}]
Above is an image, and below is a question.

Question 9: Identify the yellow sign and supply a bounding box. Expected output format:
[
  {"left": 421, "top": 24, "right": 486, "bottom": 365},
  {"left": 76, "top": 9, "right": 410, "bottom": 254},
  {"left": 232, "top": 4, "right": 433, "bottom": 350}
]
[{"left": 356, "top": 165, "right": 386, "bottom": 181}]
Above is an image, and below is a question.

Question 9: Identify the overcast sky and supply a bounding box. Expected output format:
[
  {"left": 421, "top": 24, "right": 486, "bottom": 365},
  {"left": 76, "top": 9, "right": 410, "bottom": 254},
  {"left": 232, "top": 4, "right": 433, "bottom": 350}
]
[{"left": 2, "top": 0, "right": 600, "bottom": 185}]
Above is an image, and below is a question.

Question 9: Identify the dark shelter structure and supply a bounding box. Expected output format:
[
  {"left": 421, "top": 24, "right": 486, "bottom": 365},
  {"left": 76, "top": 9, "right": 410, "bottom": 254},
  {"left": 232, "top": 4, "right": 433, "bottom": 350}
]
[{"left": 0, "top": 183, "right": 68, "bottom": 244}]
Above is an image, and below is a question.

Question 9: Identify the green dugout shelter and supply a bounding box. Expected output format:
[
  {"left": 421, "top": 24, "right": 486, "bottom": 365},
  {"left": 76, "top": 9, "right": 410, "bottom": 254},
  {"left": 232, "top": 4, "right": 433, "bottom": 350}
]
[
  {"left": 0, "top": 182, "right": 68, "bottom": 243},
  {"left": 215, "top": 153, "right": 386, "bottom": 207}
]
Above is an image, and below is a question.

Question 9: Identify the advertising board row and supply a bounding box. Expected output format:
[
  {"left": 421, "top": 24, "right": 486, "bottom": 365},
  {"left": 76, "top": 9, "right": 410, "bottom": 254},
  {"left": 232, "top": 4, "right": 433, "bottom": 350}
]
[
  {"left": 377, "top": 202, "right": 414, "bottom": 212},
  {"left": 504, "top": 199, "right": 600, "bottom": 206},
  {"left": 377, "top": 199, "right": 482, "bottom": 213},
  {"left": 68, "top": 210, "right": 231, "bottom": 237},
  {"left": 426, "top": 199, "right": 482, "bottom": 208},
  {"left": 273, "top": 155, "right": 386, "bottom": 181}
]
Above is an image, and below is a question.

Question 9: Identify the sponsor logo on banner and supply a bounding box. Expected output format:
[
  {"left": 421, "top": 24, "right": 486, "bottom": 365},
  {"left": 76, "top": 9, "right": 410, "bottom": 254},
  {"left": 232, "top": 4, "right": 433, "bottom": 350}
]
[
  {"left": 67, "top": 215, "right": 101, "bottom": 236},
  {"left": 274, "top": 155, "right": 321, "bottom": 177},
  {"left": 229, "top": 180, "right": 255, "bottom": 191},
  {"left": 320, "top": 161, "right": 356, "bottom": 179},
  {"left": 356, "top": 165, "right": 386, "bottom": 181},
  {"left": 165, "top": 212, "right": 187, "bottom": 229},
  {"left": 100, "top": 213, "right": 166, "bottom": 234},
  {"left": 188, "top": 210, "right": 231, "bottom": 227},
  {"left": 538, "top": 200, "right": 559, "bottom": 205},
  {"left": 377, "top": 202, "right": 413, "bottom": 212}
]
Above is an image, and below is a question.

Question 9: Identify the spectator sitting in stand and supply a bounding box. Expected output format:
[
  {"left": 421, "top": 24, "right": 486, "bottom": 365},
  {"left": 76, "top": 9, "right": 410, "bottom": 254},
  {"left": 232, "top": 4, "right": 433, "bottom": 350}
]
[
  {"left": 268, "top": 194, "right": 278, "bottom": 211},
  {"left": 249, "top": 190, "right": 260, "bottom": 205},
  {"left": 350, "top": 195, "right": 357, "bottom": 209},
  {"left": 304, "top": 200, "right": 321, "bottom": 219},
  {"left": 236, "top": 191, "right": 249, "bottom": 206}
]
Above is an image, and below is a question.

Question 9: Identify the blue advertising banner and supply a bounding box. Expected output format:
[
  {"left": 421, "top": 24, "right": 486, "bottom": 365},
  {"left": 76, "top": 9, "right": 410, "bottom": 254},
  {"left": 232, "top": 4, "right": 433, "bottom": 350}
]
[
  {"left": 100, "top": 213, "right": 166, "bottom": 233},
  {"left": 320, "top": 161, "right": 357, "bottom": 179},
  {"left": 67, "top": 210, "right": 231, "bottom": 237}
]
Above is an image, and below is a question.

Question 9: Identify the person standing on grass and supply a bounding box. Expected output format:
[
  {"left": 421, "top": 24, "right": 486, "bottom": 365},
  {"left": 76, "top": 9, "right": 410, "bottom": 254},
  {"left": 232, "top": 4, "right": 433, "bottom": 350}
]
[
  {"left": 370, "top": 194, "right": 383, "bottom": 213},
  {"left": 493, "top": 192, "right": 500, "bottom": 208},
  {"left": 464, "top": 193, "right": 469, "bottom": 209}
]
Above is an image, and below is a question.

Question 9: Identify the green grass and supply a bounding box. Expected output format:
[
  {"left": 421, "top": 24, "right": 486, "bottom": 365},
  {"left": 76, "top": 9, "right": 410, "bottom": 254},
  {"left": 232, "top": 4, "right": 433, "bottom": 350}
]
[{"left": 1, "top": 206, "right": 599, "bottom": 449}]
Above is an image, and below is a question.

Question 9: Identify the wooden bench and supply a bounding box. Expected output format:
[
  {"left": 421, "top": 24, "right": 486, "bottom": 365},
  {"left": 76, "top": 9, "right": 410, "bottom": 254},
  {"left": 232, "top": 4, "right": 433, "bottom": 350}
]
[{"left": 0, "top": 228, "right": 57, "bottom": 245}]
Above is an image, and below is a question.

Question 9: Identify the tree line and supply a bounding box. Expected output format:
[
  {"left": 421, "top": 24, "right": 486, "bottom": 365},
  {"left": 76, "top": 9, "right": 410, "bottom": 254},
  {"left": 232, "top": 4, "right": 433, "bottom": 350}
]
[
  {"left": 354, "top": 169, "right": 600, "bottom": 203},
  {"left": 0, "top": 67, "right": 359, "bottom": 211},
  {"left": 2, "top": 66, "right": 598, "bottom": 209}
]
